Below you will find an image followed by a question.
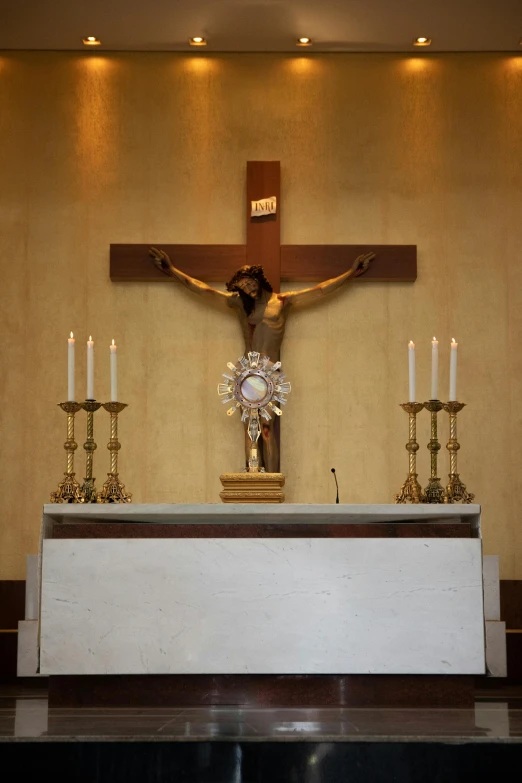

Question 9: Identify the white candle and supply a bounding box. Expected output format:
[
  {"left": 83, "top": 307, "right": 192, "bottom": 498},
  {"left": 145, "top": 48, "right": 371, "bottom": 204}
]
[
  {"left": 110, "top": 339, "right": 118, "bottom": 401},
  {"left": 431, "top": 337, "right": 439, "bottom": 400},
  {"left": 68, "top": 332, "right": 75, "bottom": 401},
  {"left": 449, "top": 338, "right": 458, "bottom": 401},
  {"left": 408, "top": 341, "right": 416, "bottom": 402},
  {"left": 87, "top": 335, "right": 94, "bottom": 400}
]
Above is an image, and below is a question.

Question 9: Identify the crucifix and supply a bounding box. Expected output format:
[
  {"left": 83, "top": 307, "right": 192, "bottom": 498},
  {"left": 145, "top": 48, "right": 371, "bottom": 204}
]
[{"left": 110, "top": 161, "right": 416, "bottom": 472}]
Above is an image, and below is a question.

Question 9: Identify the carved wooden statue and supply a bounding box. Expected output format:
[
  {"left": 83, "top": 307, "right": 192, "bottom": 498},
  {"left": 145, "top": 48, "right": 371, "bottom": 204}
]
[{"left": 150, "top": 247, "right": 374, "bottom": 473}]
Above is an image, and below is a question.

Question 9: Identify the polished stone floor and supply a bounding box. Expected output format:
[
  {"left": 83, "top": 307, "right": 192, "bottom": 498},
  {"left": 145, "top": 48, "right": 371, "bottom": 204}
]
[{"left": 1, "top": 685, "right": 522, "bottom": 743}]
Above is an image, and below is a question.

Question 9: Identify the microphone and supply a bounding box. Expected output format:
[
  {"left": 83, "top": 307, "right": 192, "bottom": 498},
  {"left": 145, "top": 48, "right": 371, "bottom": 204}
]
[{"left": 331, "top": 468, "right": 339, "bottom": 504}]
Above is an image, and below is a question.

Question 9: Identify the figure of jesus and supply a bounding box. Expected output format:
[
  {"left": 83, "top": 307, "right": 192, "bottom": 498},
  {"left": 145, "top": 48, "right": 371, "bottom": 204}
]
[{"left": 150, "top": 247, "right": 374, "bottom": 473}]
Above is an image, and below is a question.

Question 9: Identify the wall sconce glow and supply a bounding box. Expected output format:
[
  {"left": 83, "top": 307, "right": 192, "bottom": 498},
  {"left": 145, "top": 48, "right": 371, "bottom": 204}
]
[
  {"left": 82, "top": 36, "right": 101, "bottom": 46},
  {"left": 413, "top": 37, "right": 432, "bottom": 47},
  {"left": 297, "top": 37, "right": 312, "bottom": 46},
  {"left": 189, "top": 37, "right": 207, "bottom": 46}
]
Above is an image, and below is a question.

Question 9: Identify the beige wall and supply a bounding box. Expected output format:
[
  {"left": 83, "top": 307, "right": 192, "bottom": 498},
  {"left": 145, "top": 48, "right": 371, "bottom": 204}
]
[{"left": 1, "top": 51, "right": 521, "bottom": 579}]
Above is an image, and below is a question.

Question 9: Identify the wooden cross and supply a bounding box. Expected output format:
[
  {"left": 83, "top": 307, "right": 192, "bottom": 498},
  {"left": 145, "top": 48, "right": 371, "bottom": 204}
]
[
  {"left": 110, "top": 161, "right": 416, "bottom": 290},
  {"left": 110, "top": 161, "right": 415, "bottom": 473}
]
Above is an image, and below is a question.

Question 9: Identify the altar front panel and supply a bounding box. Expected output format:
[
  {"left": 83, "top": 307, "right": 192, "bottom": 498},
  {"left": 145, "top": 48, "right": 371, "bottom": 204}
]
[{"left": 40, "top": 537, "right": 485, "bottom": 676}]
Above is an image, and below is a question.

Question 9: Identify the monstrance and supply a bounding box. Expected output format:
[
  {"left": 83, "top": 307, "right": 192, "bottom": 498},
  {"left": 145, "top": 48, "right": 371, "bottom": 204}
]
[{"left": 217, "top": 351, "right": 291, "bottom": 503}]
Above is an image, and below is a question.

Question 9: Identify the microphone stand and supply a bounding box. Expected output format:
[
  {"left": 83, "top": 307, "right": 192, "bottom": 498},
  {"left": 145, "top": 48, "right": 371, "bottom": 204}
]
[{"left": 331, "top": 468, "right": 339, "bottom": 504}]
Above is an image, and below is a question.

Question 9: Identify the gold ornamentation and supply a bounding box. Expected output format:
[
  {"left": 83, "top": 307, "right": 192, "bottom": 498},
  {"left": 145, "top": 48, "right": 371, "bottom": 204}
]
[
  {"left": 50, "top": 401, "right": 84, "bottom": 503},
  {"left": 442, "top": 401, "right": 475, "bottom": 504},
  {"left": 219, "top": 472, "right": 285, "bottom": 503},
  {"left": 80, "top": 400, "right": 102, "bottom": 503},
  {"left": 218, "top": 351, "right": 291, "bottom": 475},
  {"left": 423, "top": 400, "right": 445, "bottom": 503},
  {"left": 98, "top": 402, "right": 132, "bottom": 503},
  {"left": 395, "top": 402, "right": 426, "bottom": 504}
]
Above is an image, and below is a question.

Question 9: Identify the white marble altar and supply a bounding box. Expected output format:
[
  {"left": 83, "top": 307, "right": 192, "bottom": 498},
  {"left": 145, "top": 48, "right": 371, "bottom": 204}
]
[
  {"left": 483, "top": 555, "right": 501, "bottom": 621},
  {"left": 485, "top": 621, "right": 507, "bottom": 677},
  {"left": 24, "top": 554, "right": 38, "bottom": 621},
  {"left": 41, "top": 502, "right": 482, "bottom": 528},
  {"left": 17, "top": 621, "right": 39, "bottom": 677},
  {"left": 481, "top": 555, "right": 507, "bottom": 676},
  {"left": 38, "top": 504, "right": 486, "bottom": 677}
]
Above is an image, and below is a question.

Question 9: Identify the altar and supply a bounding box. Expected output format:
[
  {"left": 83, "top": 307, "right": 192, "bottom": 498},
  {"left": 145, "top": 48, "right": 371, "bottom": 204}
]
[{"left": 30, "top": 503, "right": 486, "bottom": 707}]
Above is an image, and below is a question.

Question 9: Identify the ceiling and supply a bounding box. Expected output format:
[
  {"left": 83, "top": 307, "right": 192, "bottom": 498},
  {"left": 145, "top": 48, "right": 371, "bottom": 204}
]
[{"left": 2, "top": 0, "right": 522, "bottom": 53}]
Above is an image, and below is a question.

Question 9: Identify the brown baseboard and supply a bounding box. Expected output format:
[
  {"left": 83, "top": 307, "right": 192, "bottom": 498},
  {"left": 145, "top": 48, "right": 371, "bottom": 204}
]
[
  {"left": 506, "top": 633, "right": 522, "bottom": 679},
  {"left": 0, "top": 581, "right": 25, "bottom": 629},
  {"left": 500, "top": 580, "right": 522, "bottom": 629},
  {"left": 0, "top": 633, "right": 18, "bottom": 682},
  {"left": 51, "top": 521, "right": 472, "bottom": 539},
  {"left": 48, "top": 674, "right": 475, "bottom": 709},
  {"left": 0, "top": 580, "right": 26, "bottom": 682}
]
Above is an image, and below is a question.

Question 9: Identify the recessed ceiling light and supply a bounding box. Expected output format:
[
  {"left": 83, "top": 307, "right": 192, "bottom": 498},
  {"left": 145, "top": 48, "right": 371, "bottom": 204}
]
[
  {"left": 413, "top": 37, "right": 432, "bottom": 47},
  {"left": 82, "top": 36, "right": 101, "bottom": 46},
  {"left": 189, "top": 37, "right": 207, "bottom": 47},
  {"left": 297, "top": 37, "right": 312, "bottom": 46}
]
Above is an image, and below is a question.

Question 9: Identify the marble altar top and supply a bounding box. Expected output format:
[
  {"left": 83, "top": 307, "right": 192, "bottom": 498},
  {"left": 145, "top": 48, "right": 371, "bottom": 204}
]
[{"left": 43, "top": 503, "right": 481, "bottom": 526}]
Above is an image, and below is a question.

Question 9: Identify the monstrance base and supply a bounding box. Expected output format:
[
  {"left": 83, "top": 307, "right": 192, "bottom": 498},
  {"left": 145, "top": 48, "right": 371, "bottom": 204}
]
[{"left": 219, "top": 472, "right": 285, "bottom": 504}]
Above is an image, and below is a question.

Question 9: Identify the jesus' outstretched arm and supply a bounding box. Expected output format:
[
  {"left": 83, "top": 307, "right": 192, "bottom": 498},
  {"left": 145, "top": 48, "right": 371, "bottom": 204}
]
[
  {"left": 282, "top": 252, "right": 375, "bottom": 308},
  {"left": 149, "top": 247, "right": 235, "bottom": 304}
]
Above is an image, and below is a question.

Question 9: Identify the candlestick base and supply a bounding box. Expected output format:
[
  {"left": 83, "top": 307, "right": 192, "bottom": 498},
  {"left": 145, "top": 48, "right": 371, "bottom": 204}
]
[
  {"left": 80, "top": 477, "right": 98, "bottom": 504},
  {"left": 424, "top": 477, "right": 445, "bottom": 504},
  {"left": 395, "top": 402, "right": 426, "bottom": 504},
  {"left": 442, "top": 401, "right": 475, "bottom": 504},
  {"left": 50, "top": 401, "right": 84, "bottom": 503},
  {"left": 98, "top": 401, "right": 131, "bottom": 503},
  {"left": 423, "top": 400, "right": 445, "bottom": 503},
  {"left": 98, "top": 472, "right": 132, "bottom": 503},
  {"left": 395, "top": 473, "right": 426, "bottom": 504},
  {"left": 443, "top": 474, "right": 475, "bottom": 504},
  {"left": 80, "top": 400, "right": 102, "bottom": 504},
  {"left": 50, "top": 473, "right": 84, "bottom": 504}
]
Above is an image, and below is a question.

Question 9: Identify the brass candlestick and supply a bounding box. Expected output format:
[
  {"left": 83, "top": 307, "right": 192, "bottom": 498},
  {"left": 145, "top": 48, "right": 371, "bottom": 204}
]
[
  {"left": 98, "top": 402, "right": 132, "bottom": 503},
  {"left": 81, "top": 400, "right": 102, "bottom": 503},
  {"left": 395, "top": 402, "right": 426, "bottom": 504},
  {"left": 50, "top": 402, "right": 84, "bottom": 503},
  {"left": 443, "top": 401, "right": 475, "bottom": 504},
  {"left": 423, "top": 400, "right": 445, "bottom": 503}
]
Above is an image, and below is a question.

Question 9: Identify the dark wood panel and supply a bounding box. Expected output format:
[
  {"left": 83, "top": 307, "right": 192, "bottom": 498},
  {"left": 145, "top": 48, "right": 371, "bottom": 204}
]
[
  {"left": 0, "top": 580, "right": 25, "bottom": 629},
  {"left": 500, "top": 581, "right": 522, "bottom": 629},
  {"left": 0, "top": 633, "right": 18, "bottom": 682},
  {"left": 281, "top": 244, "right": 417, "bottom": 282},
  {"left": 110, "top": 244, "right": 247, "bottom": 282},
  {"left": 506, "top": 634, "right": 522, "bottom": 678},
  {"left": 246, "top": 161, "right": 281, "bottom": 292},
  {"left": 245, "top": 163, "right": 282, "bottom": 466},
  {"left": 110, "top": 243, "right": 417, "bottom": 285},
  {"left": 48, "top": 674, "right": 474, "bottom": 708},
  {"left": 51, "top": 521, "right": 472, "bottom": 539}
]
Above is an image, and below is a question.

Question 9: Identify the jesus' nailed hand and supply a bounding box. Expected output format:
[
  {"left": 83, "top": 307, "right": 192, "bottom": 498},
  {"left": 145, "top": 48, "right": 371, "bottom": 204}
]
[{"left": 149, "top": 246, "right": 374, "bottom": 472}]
